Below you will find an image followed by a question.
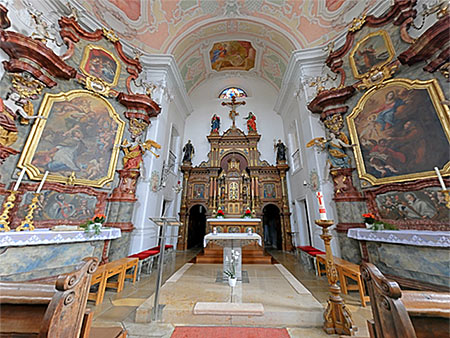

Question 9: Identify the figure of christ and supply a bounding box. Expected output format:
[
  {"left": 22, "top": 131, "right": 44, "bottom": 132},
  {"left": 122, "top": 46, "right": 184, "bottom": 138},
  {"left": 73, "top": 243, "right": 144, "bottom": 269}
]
[{"left": 221, "top": 96, "right": 246, "bottom": 128}]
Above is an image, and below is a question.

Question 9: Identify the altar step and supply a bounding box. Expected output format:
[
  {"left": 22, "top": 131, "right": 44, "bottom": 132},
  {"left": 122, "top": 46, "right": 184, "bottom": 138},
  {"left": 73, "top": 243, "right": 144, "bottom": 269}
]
[{"left": 195, "top": 244, "right": 274, "bottom": 264}]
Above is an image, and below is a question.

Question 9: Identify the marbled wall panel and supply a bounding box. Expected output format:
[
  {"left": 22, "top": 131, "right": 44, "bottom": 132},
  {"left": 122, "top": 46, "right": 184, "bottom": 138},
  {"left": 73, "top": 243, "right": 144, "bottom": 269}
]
[
  {"left": 337, "top": 232, "right": 361, "bottom": 264},
  {"left": 108, "top": 201, "right": 135, "bottom": 223},
  {"left": 335, "top": 201, "right": 366, "bottom": 223},
  {"left": 0, "top": 240, "right": 104, "bottom": 281},
  {"left": 108, "top": 232, "right": 131, "bottom": 260},
  {"left": 366, "top": 242, "right": 450, "bottom": 287}
]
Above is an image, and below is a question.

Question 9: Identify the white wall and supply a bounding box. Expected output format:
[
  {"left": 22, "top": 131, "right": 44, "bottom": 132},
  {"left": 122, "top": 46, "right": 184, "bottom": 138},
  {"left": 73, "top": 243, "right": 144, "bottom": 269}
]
[{"left": 185, "top": 76, "right": 285, "bottom": 166}]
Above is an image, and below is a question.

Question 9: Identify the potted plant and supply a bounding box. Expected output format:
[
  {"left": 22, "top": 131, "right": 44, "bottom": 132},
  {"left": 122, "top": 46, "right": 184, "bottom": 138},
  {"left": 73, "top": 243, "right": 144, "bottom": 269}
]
[
  {"left": 216, "top": 208, "right": 224, "bottom": 218},
  {"left": 224, "top": 249, "right": 239, "bottom": 287},
  {"left": 242, "top": 207, "right": 252, "bottom": 218},
  {"left": 80, "top": 214, "right": 106, "bottom": 236},
  {"left": 362, "top": 213, "right": 397, "bottom": 230}
]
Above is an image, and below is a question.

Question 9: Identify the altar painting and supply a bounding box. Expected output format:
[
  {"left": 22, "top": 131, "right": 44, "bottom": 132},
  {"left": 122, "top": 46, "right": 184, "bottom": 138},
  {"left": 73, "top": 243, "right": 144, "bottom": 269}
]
[
  {"left": 18, "top": 90, "right": 125, "bottom": 187},
  {"left": 349, "top": 30, "right": 394, "bottom": 78},
  {"left": 347, "top": 78, "right": 450, "bottom": 185},
  {"left": 80, "top": 45, "right": 121, "bottom": 86},
  {"left": 210, "top": 41, "right": 255, "bottom": 71},
  {"left": 264, "top": 183, "right": 276, "bottom": 199},
  {"left": 193, "top": 184, "right": 205, "bottom": 199},
  {"left": 17, "top": 191, "right": 97, "bottom": 222},
  {"left": 374, "top": 188, "right": 448, "bottom": 223}
]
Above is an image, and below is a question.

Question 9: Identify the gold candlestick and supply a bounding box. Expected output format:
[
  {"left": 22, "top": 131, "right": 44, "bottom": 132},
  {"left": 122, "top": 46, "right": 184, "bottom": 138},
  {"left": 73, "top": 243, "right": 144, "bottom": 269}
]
[
  {"left": 16, "top": 193, "right": 40, "bottom": 231},
  {"left": 315, "top": 219, "right": 357, "bottom": 336},
  {"left": 442, "top": 190, "right": 450, "bottom": 209},
  {"left": 0, "top": 190, "right": 18, "bottom": 232}
]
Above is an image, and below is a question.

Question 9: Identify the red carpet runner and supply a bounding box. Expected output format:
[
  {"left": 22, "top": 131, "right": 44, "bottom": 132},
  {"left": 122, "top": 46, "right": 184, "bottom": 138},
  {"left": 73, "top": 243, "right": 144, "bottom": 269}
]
[{"left": 171, "top": 326, "right": 290, "bottom": 338}]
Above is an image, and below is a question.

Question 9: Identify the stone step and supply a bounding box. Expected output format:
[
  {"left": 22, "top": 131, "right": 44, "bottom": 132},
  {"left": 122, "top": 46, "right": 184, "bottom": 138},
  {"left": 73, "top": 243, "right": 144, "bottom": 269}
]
[{"left": 193, "top": 302, "right": 264, "bottom": 316}]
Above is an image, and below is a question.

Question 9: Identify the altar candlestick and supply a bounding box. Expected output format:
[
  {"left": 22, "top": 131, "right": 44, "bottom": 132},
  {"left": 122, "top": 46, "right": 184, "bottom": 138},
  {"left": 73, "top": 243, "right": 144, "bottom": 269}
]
[
  {"left": 13, "top": 168, "right": 26, "bottom": 191},
  {"left": 316, "top": 191, "right": 328, "bottom": 220},
  {"left": 36, "top": 171, "right": 49, "bottom": 194},
  {"left": 434, "top": 167, "right": 447, "bottom": 190}
]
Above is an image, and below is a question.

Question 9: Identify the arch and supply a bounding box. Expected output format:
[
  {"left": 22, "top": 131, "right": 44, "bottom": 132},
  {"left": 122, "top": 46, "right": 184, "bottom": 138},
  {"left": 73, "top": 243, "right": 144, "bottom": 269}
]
[
  {"left": 262, "top": 203, "right": 282, "bottom": 250},
  {"left": 187, "top": 204, "right": 207, "bottom": 249},
  {"left": 218, "top": 87, "right": 247, "bottom": 99}
]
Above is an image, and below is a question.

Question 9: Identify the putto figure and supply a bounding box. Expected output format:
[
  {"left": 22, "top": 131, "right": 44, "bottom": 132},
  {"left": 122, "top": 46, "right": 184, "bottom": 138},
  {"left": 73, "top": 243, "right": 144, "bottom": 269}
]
[{"left": 211, "top": 114, "right": 220, "bottom": 133}]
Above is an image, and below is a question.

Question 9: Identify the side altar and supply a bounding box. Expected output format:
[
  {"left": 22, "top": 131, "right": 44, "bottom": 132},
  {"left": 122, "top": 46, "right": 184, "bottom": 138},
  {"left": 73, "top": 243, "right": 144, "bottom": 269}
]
[{"left": 196, "top": 218, "right": 272, "bottom": 264}]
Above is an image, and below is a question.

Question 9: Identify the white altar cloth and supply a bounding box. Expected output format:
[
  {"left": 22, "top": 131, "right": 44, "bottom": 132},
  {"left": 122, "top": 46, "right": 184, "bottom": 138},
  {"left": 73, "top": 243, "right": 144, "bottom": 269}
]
[
  {"left": 0, "top": 228, "right": 121, "bottom": 247},
  {"left": 207, "top": 218, "right": 262, "bottom": 223},
  {"left": 203, "top": 232, "right": 262, "bottom": 247},
  {"left": 347, "top": 228, "right": 450, "bottom": 247}
]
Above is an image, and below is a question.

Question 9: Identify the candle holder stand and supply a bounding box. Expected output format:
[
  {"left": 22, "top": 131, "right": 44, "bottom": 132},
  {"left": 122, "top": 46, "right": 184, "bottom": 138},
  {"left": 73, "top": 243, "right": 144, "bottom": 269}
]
[
  {"left": 0, "top": 190, "right": 19, "bottom": 232},
  {"left": 16, "top": 193, "right": 40, "bottom": 231},
  {"left": 441, "top": 189, "right": 450, "bottom": 209},
  {"left": 315, "top": 219, "right": 356, "bottom": 336}
]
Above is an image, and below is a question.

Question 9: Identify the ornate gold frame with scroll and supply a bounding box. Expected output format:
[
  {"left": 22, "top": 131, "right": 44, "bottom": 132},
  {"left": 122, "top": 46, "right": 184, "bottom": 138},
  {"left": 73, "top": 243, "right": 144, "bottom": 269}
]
[
  {"left": 347, "top": 78, "right": 450, "bottom": 186},
  {"left": 80, "top": 44, "right": 121, "bottom": 87},
  {"left": 18, "top": 90, "right": 125, "bottom": 187}
]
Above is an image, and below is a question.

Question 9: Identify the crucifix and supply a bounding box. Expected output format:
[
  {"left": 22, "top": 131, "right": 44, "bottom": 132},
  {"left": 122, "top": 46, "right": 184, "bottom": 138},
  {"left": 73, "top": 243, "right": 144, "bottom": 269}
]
[{"left": 221, "top": 96, "right": 246, "bottom": 128}]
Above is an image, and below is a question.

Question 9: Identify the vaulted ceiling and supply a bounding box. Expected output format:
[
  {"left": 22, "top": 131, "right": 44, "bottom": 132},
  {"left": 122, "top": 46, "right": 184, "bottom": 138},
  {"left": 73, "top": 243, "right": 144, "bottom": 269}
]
[{"left": 81, "top": 0, "right": 377, "bottom": 93}]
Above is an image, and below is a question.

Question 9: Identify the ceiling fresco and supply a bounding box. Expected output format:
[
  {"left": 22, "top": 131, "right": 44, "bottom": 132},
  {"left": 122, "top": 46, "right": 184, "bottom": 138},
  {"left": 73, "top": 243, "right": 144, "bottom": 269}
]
[{"left": 79, "top": 0, "right": 377, "bottom": 93}]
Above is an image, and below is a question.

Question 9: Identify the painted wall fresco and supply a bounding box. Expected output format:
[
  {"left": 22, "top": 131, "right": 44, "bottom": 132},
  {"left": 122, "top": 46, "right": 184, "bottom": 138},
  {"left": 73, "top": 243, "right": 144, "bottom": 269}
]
[
  {"left": 210, "top": 41, "right": 255, "bottom": 72},
  {"left": 375, "top": 188, "right": 448, "bottom": 222},
  {"left": 17, "top": 190, "right": 97, "bottom": 221}
]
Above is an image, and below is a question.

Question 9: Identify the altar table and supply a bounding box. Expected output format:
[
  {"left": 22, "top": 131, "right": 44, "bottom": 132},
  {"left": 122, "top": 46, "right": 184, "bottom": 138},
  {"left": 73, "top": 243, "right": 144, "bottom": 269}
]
[{"left": 204, "top": 232, "right": 262, "bottom": 280}]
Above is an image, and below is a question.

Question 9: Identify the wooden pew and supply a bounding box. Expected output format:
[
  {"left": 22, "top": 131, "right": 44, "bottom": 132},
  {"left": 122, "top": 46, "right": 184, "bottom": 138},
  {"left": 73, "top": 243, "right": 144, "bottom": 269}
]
[
  {"left": 0, "top": 257, "right": 98, "bottom": 338},
  {"left": 360, "top": 262, "right": 450, "bottom": 338}
]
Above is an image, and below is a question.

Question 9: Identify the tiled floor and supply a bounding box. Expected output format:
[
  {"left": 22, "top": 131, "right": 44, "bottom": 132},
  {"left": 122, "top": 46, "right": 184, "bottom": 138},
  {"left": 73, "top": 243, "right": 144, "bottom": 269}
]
[{"left": 91, "top": 249, "right": 372, "bottom": 337}]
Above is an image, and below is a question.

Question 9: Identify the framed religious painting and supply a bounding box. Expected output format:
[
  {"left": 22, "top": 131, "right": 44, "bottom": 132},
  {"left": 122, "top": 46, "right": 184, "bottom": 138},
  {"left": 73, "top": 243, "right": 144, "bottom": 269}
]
[
  {"left": 18, "top": 90, "right": 125, "bottom": 187},
  {"left": 349, "top": 30, "right": 395, "bottom": 79},
  {"left": 209, "top": 41, "right": 256, "bottom": 72},
  {"left": 263, "top": 183, "right": 276, "bottom": 199},
  {"left": 347, "top": 78, "right": 450, "bottom": 185},
  {"left": 193, "top": 184, "right": 205, "bottom": 199},
  {"left": 80, "top": 44, "right": 121, "bottom": 87}
]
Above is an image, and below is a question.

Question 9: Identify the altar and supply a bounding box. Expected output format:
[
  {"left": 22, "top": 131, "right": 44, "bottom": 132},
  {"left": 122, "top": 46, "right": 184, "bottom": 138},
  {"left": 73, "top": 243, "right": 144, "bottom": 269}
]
[
  {"left": 206, "top": 217, "right": 262, "bottom": 235},
  {"left": 204, "top": 232, "right": 262, "bottom": 280}
]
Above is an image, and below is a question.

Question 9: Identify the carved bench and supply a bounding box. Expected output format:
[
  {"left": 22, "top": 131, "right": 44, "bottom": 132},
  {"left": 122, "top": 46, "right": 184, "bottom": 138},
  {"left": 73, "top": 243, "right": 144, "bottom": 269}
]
[
  {"left": 316, "top": 254, "right": 370, "bottom": 307},
  {"left": 361, "top": 262, "right": 450, "bottom": 338},
  {"left": 0, "top": 257, "right": 98, "bottom": 337}
]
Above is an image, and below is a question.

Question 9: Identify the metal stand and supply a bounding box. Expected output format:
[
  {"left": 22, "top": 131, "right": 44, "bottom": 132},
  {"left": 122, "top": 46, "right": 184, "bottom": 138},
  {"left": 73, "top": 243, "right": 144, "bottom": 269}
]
[
  {"left": 149, "top": 217, "right": 182, "bottom": 322},
  {"left": 315, "top": 219, "right": 357, "bottom": 336}
]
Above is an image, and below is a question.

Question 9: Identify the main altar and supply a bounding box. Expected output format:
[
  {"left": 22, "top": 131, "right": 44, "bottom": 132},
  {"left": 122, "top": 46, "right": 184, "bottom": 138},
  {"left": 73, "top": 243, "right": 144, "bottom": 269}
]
[{"left": 178, "top": 95, "right": 292, "bottom": 251}]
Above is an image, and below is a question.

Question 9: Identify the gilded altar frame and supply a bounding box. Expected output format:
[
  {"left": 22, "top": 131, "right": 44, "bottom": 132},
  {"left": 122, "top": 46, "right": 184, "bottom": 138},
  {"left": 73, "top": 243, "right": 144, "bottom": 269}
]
[
  {"left": 347, "top": 78, "right": 450, "bottom": 185},
  {"left": 79, "top": 44, "right": 121, "bottom": 87},
  {"left": 18, "top": 90, "right": 125, "bottom": 187},
  {"left": 349, "top": 30, "right": 395, "bottom": 79}
]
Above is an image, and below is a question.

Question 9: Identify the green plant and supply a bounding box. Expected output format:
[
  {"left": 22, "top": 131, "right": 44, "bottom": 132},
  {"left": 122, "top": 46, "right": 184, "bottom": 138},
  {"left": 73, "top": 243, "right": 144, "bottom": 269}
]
[
  {"left": 362, "top": 213, "right": 397, "bottom": 230},
  {"left": 80, "top": 214, "right": 106, "bottom": 236},
  {"left": 241, "top": 207, "right": 252, "bottom": 218},
  {"left": 224, "top": 249, "right": 239, "bottom": 279}
]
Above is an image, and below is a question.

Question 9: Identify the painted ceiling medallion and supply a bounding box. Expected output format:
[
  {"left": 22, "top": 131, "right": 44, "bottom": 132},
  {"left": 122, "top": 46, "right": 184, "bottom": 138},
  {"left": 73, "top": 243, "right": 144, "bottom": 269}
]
[{"left": 210, "top": 41, "right": 256, "bottom": 72}]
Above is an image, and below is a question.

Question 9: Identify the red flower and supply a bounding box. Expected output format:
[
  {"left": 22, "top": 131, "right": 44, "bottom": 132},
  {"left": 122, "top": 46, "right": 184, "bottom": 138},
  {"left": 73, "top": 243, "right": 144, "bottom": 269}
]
[
  {"left": 362, "top": 213, "right": 375, "bottom": 219},
  {"left": 245, "top": 209, "right": 251, "bottom": 214},
  {"left": 217, "top": 209, "right": 224, "bottom": 215}
]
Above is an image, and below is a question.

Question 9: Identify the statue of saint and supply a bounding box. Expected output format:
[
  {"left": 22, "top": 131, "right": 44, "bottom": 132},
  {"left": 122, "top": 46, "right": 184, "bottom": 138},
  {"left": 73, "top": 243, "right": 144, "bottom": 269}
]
[
  {"left": 182, "top": 140, "right": 195, "bottom": 163},
  {"left": 275, "top": 139, "right": 287, "bottom": 163},
  {"left": 244, "top": 112, "right": 256, "bottom": 133},
  {"left": 211, "top": 114, "right": 220, "bottom": 133}
]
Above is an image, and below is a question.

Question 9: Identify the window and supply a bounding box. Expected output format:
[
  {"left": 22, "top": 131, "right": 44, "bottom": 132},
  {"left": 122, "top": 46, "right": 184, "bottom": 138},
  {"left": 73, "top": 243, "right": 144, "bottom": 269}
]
[
  {"left": 218, "top": 87, "right": 247, "bottom": 99},
  {"left": 288, "top": 121, "right": 302, "bottom": 171}
]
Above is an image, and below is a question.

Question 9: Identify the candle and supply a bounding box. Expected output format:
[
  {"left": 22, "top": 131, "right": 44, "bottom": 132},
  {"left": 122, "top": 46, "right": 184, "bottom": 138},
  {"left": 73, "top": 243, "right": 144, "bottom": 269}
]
[
  {"left": 13, "top": 168, "right": 26, "bottom": 191},
  {"left": 36, "top": 171, "right": 49, "bottom": 193},
  {"left": 316, "top": 191, "right": 327, "bottom": 220},
  {"left": 434, "top": 167, "right": 447, "bottom": 190}
]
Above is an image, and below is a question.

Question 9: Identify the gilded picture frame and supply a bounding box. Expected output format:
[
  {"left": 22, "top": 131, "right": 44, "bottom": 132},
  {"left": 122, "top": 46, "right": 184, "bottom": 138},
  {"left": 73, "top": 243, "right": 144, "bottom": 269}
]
[
  {"left": 80, "top": 44, "right": 121, "bottom": 87},
  {"left": 347, "top": 78, "right": 450, "bottom": 185},
  {"left": 18, "top": 90, "right": 125, "bottom": 187},
  {"left": 349, "top": 30, "right": 395, "bottom": 79}
]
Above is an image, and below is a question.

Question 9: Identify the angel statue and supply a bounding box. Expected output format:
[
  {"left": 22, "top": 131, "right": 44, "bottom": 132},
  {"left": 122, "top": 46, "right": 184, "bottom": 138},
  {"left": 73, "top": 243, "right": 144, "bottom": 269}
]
[
  {"left": 121, "top": 136, "right": 161, "bottom": 173},
  {"left": 307, "top": 131, "right": 356, "bottom": 176}
]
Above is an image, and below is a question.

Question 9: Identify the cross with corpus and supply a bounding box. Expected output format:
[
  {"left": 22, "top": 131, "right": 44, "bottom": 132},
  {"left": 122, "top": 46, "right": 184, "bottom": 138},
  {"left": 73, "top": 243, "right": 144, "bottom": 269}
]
[{"left": 221, "top": 96, "right": 246, "bottom": 128}]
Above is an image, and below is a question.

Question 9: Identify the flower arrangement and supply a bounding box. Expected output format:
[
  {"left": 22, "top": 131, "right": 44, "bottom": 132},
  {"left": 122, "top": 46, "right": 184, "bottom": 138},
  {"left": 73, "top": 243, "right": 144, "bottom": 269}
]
[
  {"left": 242, "top": 207, "right": 252, "bottom": 218},
  {"left": 362, "top": 213, "right": 397, "bottom": 230},
  {"left": 80, "top": 214, "right": 106, "bottom": 235},
  {"left": 224, "top": 249, "right": 240, "bottom": 284},
  {"left": 216, "top": 208, "right": 224, "bottom": 218}
]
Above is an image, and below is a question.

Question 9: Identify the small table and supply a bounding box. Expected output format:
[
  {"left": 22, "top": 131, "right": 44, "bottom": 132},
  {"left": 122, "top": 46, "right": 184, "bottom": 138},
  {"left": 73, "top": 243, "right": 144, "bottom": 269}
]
[{"left": 204, "top": 232, "right": 262, "bottom": 280}]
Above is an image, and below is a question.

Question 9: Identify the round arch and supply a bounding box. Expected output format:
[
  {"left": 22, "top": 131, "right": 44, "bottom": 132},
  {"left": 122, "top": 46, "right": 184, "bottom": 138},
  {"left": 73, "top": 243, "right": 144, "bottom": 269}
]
[
  {"left": 262, "top": 203, "right": 282, "bottom": 250},
  {"left": 187, "top": 204, "right": 208, "bottom": 249}
]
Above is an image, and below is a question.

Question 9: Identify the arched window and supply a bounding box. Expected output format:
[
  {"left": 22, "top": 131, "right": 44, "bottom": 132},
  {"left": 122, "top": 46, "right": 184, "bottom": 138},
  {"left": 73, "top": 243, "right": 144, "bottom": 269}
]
[{"left": 218, "top": 87, "right": 247, "bottom": 99}]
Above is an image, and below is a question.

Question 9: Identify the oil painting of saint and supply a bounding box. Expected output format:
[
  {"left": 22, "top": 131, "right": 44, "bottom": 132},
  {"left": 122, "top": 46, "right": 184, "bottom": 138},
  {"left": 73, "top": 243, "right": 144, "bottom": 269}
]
[
  {"left": 21, "top": 90, "right": 125, "bottom": 187},
  {"left": 210, "top": 41, "right": 256, "bottom": 72},
  {"left": 81, "top": 45, "right": 120, "bottom": 85},
  {"left": 350, "top": 31, "right": 394, "bottom": 78},
  {"left": 348, "top": 79, "right": 450, "bottom": 184}
]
